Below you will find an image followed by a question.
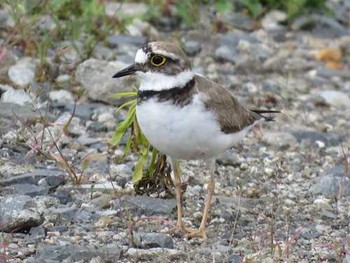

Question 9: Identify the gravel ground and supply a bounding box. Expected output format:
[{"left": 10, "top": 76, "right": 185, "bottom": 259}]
[{"left": 1, "top": 1, "right": 350, "bottom": 262}]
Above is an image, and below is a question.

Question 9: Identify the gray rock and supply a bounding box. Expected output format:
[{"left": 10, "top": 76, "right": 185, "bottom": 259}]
[
  {"left": 291, "top": 130, "right": 343, "bottom": 147},
  {"left": 262, "top": 131, "right": 298, "bottom": 148},
  {"left": 0, "top": 102, "right": 39, "bottom": 126},
  {"left": 317, "top": 90, "right": 350, "bottom": 108},
  {"left": 218, "top": 32, "right": 259, "bottom": 47},
  {"left": 49, "top": 90, "right": 74, "bottom": 103},
  {"left": 36, "top": 14, "right": 56, "bottom": 31},
  {"left": 217, "top": 150, "right": 241, "bottom": 166},
  {"left": 311, "top": 165, "right": 350, "bottom": 197},
  {"left": 249, "top": 43, "right": 273, "bottom": 61},
  {"left": 228, "top": 254, "right": 242, "bottom": 263},
  {"left": 291, "top": 14, "right": 350, "bottom": 38},
  {"left": 122, "top": 196, "right": 177, "bottom": 216},
  {"left": 35, "top": 244, "right": 122, "bottom": 262},
  {"left": 52, "top": 113, "right": 86, "bottom": 136},
  {"left": 261, "top": 10, "right": 287, "bottom": 31},
  {"left": 75, "top": 58, "right": 137, "bottom": 105},
  {"left": 183, "top": 41, "right": 202, "bottom": 56},
  {"left": 214, "top": 45, "right": 238, "bottom": 63},
  {"left": 46, "top": 207, "right": 79, "bottom": 223},
  {"left": 0, "top": 85, "right": 32, "bottom": 105},
  {"left": 300, "top": 225, "right": 322, "bottom": 240},
  {"left": 316, "top": 67, "right": 350, "bottom": 80},
  {"left": 8, "top": 57, "right": 36, "bottom": 86},
  {"left": 2, "top": 183, "right": 48, "bottom": 197},
  {"left": 221, "top": 12, "right": 255, "bottom": 31},
  {"left": 0, "top": 168, "right": 65, "bottom": 187},
  {"left": 58, "top": 103, "right": 98, "bottom": 120},
  {"left": 76, "top": 135, "right": 103, "bottom": 146},
  {"left": 0, "top": 194, "right": 44, "bottom": 232},
  {"left": 127, "top": 247, "right": 183, "bottom": 261},
  {"left": 107, "top": 34, "right": 147, "bottom": 48},
  {"left": 134, "top": 232, "right": 174, "bottom": 249},
  {"left": 87, "top": 194, "right": 112, "bottom": 210},
  {"left": 110, "top": 163, "right": 133, "bottom": 176}
]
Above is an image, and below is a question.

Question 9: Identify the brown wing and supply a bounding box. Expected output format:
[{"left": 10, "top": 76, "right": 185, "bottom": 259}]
[{"left": 194, "top": 75, "right": 261, "bottom": 134}]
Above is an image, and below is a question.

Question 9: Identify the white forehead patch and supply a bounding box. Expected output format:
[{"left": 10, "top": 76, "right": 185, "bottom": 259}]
[
  {"left": 151, "top": 48, "right": 178, "bottom": 61},
  {"left": 135, "top": 49, "right": 148, "bottom": 64}
]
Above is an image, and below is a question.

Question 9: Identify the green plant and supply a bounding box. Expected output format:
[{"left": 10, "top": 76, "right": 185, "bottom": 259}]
[
  {"left": 242, "top": 0, "right": 328, "bottom": 20},
  {"left": 111, "top": 91, "right": 174, "bottom": 195},
  {"left": 111, "top": 91, "right": 159, "bottom": 183}
]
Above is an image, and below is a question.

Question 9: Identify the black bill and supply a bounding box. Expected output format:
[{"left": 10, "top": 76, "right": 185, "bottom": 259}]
[{"left": 112, "top": 64, "right": 138, "bottom": 78}]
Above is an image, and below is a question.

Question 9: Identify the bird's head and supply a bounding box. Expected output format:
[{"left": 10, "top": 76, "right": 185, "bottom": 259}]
[{"left": 113, "top": 41, "right": 194, "bottom": 91}]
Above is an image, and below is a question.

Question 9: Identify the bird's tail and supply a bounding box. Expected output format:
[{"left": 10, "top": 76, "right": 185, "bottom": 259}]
[{"left": 251, "top": 109, "right": 281, "bottom": 122}]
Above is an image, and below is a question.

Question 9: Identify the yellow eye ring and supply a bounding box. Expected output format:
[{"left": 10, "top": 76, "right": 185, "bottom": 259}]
[{"left": 150, "top": 55, "right": 166, "bottom": 67}]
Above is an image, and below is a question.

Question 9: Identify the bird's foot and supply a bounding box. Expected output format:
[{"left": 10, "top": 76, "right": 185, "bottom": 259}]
[
  {"left": 167, "top": 221, "right": 207, "bottom": 239},
  {"left": 186, "top": 227, "right": 207, "bottom": 239}
]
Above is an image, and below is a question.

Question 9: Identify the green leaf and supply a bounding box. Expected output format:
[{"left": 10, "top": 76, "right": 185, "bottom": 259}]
[
  {"left": 147, "top": 148, "right": 159, "bottom": 176},
  {"left": 123, "top": 136, "right": 133, "bottom": 158},
  {"left": 112, "top": 91, "right": 137, "bottom": 99},
  {"left": 81, "top": 159, "right": 89, "bottom": 171},
  {"left": 215, "top": 0, "right": 233, "bottom": 13},
  {"left": 132, "top": 148, "right": 149, "bottom": 183},
  {"left": 241, "top": 0, "right": 263, "bottom": 18},
  {"left": 111, "top": 107, "right": 136, "bottom": 146},
  {"left": 115, "top": 99, "right": 137, "bottom": 114}
]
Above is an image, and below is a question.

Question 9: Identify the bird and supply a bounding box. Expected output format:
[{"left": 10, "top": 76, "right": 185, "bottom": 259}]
[{"left": 113, "top": 41, "right": 279, "bottom": 238}]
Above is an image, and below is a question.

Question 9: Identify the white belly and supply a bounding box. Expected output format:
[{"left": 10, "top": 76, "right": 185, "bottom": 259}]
[{"left": 136, "top": 95, "right": 252, "bottom": 160}]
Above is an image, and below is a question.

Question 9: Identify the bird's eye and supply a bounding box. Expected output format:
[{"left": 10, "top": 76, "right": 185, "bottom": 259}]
[{"left": 150, "top": 55, "right": 166, "bottom": 66}]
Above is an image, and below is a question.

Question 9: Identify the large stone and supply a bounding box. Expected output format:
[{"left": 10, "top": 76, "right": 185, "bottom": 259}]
[
  {"left": 0, "top": 194, "right": 44, "bottom": 232},
  {"left": 75, "top": 58, "right": 137, "bottom": 105},
  {"left": 33, "top": 244, "right": 122, "bottom": 262},
  {"left": 311, "top": 165, "right": 350, "bottom": 197}
]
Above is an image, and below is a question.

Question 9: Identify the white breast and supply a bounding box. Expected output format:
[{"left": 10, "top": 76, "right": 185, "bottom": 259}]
[{"left": 136, "top": 94, "right": 254, "bottom": 160}]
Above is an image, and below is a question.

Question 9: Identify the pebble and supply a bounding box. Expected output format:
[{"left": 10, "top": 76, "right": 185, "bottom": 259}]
[
  {"left": 134, "top": 232, "right": 174, "bottom": 249},
  {"left": 0, "top": 84, "right": 32, "bottom": 105},
  {"left": 261, "top": 10, "right": 287, "bottom": 31},
  {"left": 311, "top": 172, "right": 350, "bottom": 197},
  {"left": 8, "top": 57, "right": 36, "bottom": 86},
  {"left": 262, "top": 131, "right": 298, "bottom": 148},
  {"left": 121, "top": 196, "right": 176, "bottom": 216},
  {"left": 127, "top": 247, "right": 184, "bottom": 260},
  {"left": 317, "top": 90, "right": 350, "bottom": 108},
  {"left": 49, "top": 90, "right": 74, "bottom": 103},
  {"left": 214, "top": 45, "right": 238, "bottom": 63}
]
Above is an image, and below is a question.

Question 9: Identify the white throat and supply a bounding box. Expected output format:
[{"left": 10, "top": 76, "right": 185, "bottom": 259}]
[{"left": 137, "top": 71, "right": 194, "bottom": 91}]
